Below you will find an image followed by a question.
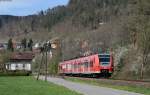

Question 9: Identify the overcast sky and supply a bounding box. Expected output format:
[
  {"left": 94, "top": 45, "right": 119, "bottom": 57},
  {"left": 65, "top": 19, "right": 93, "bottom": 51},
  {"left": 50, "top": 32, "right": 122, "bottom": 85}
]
[{"left": 0, "top": 0, "right": 69, "bottom": 16}]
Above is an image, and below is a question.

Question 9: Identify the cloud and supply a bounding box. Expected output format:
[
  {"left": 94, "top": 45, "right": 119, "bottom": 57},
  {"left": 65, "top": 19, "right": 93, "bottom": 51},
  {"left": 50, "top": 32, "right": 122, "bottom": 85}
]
[{"left": 0, "top": 0, "right": 69, "bottom": 16}]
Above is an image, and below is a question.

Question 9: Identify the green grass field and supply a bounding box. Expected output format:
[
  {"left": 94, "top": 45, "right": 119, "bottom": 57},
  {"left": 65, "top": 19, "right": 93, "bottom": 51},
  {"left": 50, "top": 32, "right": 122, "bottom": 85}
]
[
  {"left": 0, "top": 76, "right": 81, "bottom": 95},
  {"left": 66, "top": 77, "right": 150, "bottom": 95}
]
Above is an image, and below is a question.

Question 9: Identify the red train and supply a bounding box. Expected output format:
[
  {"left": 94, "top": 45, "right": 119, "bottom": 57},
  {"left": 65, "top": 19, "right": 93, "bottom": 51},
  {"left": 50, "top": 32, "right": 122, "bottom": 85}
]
[{"left": 59, "top": 53, "right": 114, "bottom": 77}]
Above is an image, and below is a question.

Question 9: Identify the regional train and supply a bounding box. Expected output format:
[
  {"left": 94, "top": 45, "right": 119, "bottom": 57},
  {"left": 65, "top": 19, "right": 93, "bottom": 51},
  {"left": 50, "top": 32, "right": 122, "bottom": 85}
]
[{"left": 58, "top": 53, "right": 114, "bottom": 77}]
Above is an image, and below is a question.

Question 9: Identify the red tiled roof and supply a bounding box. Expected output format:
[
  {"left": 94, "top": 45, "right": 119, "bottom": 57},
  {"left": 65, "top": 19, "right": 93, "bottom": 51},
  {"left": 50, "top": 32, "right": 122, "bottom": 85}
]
[{"left": 10, "top": 52, "right": 35, "bottom": 60}]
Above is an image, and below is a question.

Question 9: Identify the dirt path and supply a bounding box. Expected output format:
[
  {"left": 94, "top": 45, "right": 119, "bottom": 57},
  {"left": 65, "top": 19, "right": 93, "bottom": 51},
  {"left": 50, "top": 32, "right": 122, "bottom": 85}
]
[{"left": 39, "top": 76, "right": 143, "bottom": 95}]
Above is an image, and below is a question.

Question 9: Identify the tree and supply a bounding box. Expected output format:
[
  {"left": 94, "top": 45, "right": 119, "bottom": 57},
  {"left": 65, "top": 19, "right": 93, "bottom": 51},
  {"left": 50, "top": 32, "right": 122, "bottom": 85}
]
[
  {"left": 21, "top": 38, "right": 27, "bottom": 51},
  {"left": 0, "top": 51, "right": 10, "bottom": 72},
  {"left": 138, "top": 24, "right": 150, "bottom": 78},
  {"left": 7, "top": 38, "right": 14, "bottom": 52},
  {"left": 128, "top": 0, "right": 150, "bottom": 78},
  {"left": 135, "top": 0, "right": 150, "bottom": 79},
  {"left": 28, "top": 38, "right": 33, "bottom": 51}
]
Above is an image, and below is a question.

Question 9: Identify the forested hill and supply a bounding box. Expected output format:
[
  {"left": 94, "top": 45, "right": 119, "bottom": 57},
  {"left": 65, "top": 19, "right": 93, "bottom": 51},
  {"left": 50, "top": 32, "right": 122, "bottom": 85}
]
[
  {"left": 0, "top": 0, "right": 149, "bottom": 35},
  {"left": 0, "top": 15, "right": 18, "bottom": 28},
  {"left": 0, "top": 0, "right": 130, "bottom": 36}
]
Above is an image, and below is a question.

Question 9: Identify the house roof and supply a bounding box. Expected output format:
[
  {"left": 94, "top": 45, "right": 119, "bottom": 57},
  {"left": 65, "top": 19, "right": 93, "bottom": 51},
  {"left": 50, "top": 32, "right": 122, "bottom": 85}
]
[{"left": 10, "top": 52, "right": 35, "bottom": 60}]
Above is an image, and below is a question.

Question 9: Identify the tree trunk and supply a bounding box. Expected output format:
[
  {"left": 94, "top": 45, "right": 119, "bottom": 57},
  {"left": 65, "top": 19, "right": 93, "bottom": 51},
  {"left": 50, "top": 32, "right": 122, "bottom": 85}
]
[
  {"left": 140, "top": 62, "right": 144, "bottom": 79},
  {"left": 140, "top": 53, "right": 148, "bottom": 79}
]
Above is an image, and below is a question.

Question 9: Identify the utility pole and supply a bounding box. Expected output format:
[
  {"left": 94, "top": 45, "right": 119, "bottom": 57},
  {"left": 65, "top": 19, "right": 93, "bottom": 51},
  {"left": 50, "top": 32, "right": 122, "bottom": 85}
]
[
  {"left": 45, "top": 45, "right": 48, "bottom": 81},
  {"left": 37, "top": 42, "right": 51, "bottom": 81},
  {"left": 37, "top": 50, "right": 44, "bottom": 80}
]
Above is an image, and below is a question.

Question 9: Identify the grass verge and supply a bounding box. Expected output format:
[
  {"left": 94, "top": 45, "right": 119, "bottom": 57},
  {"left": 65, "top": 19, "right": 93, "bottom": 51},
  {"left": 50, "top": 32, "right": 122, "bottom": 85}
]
[
  {"left": 0, "top": 76, "right": 81, "bottom": 95},
  {"left": 65, "top": 77, "right": 150, "bottom": 95}
]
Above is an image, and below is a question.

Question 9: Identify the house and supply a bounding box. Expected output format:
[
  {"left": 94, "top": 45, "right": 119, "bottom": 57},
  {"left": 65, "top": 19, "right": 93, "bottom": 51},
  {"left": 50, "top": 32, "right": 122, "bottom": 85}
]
[
  {"left": 0, "top": 43, "right": 4, "bottom": 50},
  {"left": 5, "top": 52, "right": 35, "bottom": 72},
  {"left": 33, "top": 43, "right": 41, "bottom": 53},
  {"left": 0, "top": 42, "right": 7, "bottom": 50},
  {"left": 13, "top": 42, "right": 22, "bottom": 50}
]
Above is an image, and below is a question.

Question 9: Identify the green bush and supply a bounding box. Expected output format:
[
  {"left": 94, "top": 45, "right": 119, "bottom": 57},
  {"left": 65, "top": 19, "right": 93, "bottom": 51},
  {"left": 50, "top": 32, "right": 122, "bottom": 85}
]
[{"left": 0, "top": 70, "right": 31, "bottom": 76}]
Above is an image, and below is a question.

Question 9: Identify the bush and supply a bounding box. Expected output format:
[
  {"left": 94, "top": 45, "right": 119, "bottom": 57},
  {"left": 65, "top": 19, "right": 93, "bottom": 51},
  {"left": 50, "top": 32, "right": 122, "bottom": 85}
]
[{"left": 0, "top": 70, "right": 31, "bottom": 76}]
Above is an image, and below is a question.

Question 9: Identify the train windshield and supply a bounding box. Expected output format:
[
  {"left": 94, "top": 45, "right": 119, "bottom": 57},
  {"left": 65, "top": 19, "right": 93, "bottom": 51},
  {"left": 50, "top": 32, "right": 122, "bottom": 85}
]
[{"left": 98, "top": 54, "right": 110, "bottom": 65}]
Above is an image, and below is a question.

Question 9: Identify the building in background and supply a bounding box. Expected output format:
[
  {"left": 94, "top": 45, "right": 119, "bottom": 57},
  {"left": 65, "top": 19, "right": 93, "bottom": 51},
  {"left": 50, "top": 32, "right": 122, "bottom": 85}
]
[{"left": 6, "top": 52, "right": 35, "bottom": 72}]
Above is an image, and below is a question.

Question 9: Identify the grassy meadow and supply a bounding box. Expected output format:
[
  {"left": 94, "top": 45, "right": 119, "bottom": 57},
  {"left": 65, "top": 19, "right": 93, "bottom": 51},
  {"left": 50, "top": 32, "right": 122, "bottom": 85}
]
[{"left": 0, "top": 76, "right": 81, "bottom": 95}]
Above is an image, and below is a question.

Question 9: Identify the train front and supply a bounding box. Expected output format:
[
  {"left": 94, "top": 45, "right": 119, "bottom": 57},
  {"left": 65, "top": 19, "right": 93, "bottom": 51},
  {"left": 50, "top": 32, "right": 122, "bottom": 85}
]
[{"left": 98, "top": 53, "right": 114, "bottom": 76}]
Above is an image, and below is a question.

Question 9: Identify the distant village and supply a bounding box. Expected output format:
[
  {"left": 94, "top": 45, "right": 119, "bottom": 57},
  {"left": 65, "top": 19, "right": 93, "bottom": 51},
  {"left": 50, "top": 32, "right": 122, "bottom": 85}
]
[{"left": 0, "top": 39, "right": 40, "bottom": 52}]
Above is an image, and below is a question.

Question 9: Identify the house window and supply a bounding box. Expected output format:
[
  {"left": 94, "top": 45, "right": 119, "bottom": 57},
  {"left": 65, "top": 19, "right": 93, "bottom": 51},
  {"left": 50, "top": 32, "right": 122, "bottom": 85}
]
[
  {"left": 23, "top": 64, "right": 25, "bottom": 68},
  {"left": 16, "top": 64, "right": 18, "bottom": 69}
]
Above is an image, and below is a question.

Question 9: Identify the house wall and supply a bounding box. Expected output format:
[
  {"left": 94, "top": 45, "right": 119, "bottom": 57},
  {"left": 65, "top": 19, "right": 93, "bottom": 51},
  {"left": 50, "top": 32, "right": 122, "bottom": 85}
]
[{"left": 6, "top": 62, "right": 31, "bottom": 71}]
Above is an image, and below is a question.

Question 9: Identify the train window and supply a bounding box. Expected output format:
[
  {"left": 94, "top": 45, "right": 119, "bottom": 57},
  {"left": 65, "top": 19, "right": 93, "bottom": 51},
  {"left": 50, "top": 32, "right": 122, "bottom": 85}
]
[
  {"left": 74, "top": 64, "right": 77, "bottom": 68},
  {"left": 90, "top": 61, "right": 93, "bottom": 67},
  {"left": 99, "top": 54, "right": 110, "bottom": 65},
  {"left": 68, "top": 64, "right": 71, "bottom": 69},
  {"left": 99, "top": 58, "right": 110, "bottom": 65},
  {"left": 101, "top": 62, "right": 109, "bottom": 65},
  {"left": 72, "top": 64, "right": 74, "bottom": 69},
  {"left": 99, "top": 57, "right": 110, "bottom": 62},
  {"left": 81, "top": 63, "right": 84, "bottom": 67},
  {"left": 98, "top": 54, "right": 110, "bottom": 58},
  {"left": 84, "top": 62, "right": 88, "bottom": 68}
]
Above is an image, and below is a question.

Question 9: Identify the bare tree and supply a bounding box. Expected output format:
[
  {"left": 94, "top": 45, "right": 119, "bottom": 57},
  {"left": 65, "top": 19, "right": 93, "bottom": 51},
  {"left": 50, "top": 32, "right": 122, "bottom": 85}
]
[{"left": 135, "top": 0, "right": 150, "bottom": 78}]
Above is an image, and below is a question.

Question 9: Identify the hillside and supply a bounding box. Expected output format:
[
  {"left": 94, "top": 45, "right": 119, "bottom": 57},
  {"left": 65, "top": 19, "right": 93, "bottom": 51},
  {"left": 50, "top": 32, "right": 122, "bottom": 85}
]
[
  {"left": 0, "top": 0, "right": 129, "bottom": 37},
  {"left": 0, "top": 0, "right": 150, "bottom": 80}
]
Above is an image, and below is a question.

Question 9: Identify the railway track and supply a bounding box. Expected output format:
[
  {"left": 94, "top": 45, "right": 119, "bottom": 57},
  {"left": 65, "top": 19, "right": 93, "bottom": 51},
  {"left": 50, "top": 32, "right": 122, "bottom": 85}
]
[
  {"left": 62, "top": 76, "right": 150, "bottom": 88},
  {"left": 63, "top": 76, "right": 150, "bottom": 82}
]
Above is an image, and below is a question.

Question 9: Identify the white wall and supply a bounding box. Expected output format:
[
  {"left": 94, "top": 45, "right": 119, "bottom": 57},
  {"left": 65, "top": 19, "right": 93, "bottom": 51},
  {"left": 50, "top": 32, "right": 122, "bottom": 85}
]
[{"left": 6, "top": 62, "right": 31, "bottom": 71}]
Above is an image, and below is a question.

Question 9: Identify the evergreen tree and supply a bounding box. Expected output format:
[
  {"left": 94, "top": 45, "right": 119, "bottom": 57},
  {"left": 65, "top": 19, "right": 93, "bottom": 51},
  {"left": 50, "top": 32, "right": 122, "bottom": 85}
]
[
  {"left": 7, "top": 38, "right": 14, "bottom": 52},
  {"left": 21, "top": 38, "right": 27, "bottom": 51},
  {"left": 28, "top": 38, "right": 33, "bottom": 51}
]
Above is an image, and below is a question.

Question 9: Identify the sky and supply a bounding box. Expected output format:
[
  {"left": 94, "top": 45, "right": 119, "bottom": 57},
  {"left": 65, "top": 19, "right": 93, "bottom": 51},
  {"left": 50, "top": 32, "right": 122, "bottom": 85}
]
[{"left": 0, "top": 0, "right": 69, "bottom": 16}]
